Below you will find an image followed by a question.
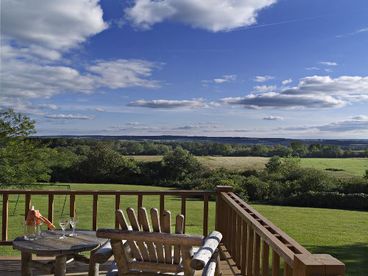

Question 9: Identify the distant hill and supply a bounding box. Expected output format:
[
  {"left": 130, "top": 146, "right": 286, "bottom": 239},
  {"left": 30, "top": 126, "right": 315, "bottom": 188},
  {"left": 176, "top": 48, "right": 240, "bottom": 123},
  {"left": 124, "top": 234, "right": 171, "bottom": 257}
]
[{"left": 35, "top": 135, "right": 368, "bottom": 149}]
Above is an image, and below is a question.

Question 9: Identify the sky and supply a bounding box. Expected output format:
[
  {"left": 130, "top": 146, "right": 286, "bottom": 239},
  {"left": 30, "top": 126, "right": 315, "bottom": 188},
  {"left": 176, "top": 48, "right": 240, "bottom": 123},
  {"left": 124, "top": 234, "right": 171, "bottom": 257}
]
[{"left": 1, "top": 0, "right": 368, "bottom": 138}]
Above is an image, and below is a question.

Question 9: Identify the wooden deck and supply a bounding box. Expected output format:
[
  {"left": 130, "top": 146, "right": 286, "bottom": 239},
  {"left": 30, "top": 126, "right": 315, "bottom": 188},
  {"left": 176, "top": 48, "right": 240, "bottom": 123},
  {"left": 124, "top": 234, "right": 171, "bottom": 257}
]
[{"left": 0, "top": 246, "right": 240, "bottom": 275}]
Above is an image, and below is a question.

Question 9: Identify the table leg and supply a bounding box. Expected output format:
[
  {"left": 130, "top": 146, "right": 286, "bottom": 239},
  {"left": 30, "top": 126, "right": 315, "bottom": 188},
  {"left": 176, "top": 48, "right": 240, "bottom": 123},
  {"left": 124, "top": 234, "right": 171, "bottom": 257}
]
[
  {"left": 21, "top": 252, "right": 32, "bottom": 276},
  {"left": 54, "top": 255, "right": 67, "bottom": 276}
]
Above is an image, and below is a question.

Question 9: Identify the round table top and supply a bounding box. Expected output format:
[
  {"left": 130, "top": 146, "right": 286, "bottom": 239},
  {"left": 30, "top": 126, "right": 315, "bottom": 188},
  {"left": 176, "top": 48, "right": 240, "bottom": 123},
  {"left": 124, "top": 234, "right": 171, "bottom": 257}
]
[{"left": 13, "top": 230, "right": 108, "bottom": 256}]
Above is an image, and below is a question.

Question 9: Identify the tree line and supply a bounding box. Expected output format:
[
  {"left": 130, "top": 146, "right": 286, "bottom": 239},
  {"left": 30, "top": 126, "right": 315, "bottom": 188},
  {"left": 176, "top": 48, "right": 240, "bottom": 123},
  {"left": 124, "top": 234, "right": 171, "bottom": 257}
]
[{"left": 37, "top": 137, "right": 368, "bottom": 158}]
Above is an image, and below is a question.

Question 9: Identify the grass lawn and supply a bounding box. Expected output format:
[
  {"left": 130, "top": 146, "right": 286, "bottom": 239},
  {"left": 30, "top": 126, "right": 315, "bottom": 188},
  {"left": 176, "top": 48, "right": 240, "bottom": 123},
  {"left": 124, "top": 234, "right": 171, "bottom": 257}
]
[
  {"left": 1, "top": 183, "right": 367, "bottom": 275},
  {"left": 126, "top": 155, "right": 368, "bottom": 178}
]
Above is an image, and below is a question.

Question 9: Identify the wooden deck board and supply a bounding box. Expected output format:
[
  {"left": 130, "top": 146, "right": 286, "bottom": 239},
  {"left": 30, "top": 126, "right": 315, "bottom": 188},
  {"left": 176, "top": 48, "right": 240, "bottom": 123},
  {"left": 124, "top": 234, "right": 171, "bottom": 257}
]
[{"left": 0, "top": 245, "right": 239, "bottom": 276}]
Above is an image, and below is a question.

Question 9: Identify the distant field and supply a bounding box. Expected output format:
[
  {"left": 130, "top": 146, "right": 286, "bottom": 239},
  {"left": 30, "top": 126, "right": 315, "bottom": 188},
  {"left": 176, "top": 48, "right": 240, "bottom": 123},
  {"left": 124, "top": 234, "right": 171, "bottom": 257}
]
[
  {"left": 126, "top": 155, "right": 368, "bottom": 177},
  {"left": 1, "top": 183, "right": 366, "bottom": 275}
]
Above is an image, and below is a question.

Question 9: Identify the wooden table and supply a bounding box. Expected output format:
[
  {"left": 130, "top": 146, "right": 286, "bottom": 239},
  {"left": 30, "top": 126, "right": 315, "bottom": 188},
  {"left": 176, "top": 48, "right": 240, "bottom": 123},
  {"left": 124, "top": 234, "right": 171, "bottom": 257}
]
[{"left": 13, "top": 230, "right": 108, "bottom": 276}]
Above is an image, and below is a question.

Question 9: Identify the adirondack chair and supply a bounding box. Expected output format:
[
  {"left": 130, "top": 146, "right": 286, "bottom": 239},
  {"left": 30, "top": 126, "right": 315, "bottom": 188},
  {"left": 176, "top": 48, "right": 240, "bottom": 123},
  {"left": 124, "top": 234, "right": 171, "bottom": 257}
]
[{"left": 96, "top": 207, "right": 222, "bottom": 276}]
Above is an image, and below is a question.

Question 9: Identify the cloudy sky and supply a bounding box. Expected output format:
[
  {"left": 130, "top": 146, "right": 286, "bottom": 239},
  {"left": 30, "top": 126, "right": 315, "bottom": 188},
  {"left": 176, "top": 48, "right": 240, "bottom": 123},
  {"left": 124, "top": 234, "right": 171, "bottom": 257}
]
[{"left": 1, "top": 0, "right": 367, "bottom": 138}]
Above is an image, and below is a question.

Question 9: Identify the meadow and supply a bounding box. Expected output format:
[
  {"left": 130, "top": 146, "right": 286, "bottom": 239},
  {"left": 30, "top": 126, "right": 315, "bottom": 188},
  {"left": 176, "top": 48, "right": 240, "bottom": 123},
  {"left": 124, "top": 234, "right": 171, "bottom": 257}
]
[
  {"left": 127, "top": 155, "right": 368, "bottom": 178},
  {"left": 1, "top": 183, "right": 367, "bottom": 275}
]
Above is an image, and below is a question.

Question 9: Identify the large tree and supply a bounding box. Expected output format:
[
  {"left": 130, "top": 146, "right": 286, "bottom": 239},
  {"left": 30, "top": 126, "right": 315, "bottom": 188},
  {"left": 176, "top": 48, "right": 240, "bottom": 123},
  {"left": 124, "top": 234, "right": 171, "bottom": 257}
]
[{"left": 0, "top": 109, "right": 52, "bottom": 185}]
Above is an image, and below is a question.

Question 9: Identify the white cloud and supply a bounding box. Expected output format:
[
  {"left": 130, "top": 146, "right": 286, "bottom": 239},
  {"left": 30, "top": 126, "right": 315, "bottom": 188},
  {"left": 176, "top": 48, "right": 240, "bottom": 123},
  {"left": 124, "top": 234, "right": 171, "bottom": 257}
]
[
  {"left": 128, "top": 99, "right": 205, "bottom": 109},
  {"left": 319, "top": 61, "right": 338, "bottom": 66},
  {"left": 213, "top": 74, "right": 237, "bottom": 84},
  {"left": 2, "top": 0, "right": 107, "bottom": 54},
  {"left": 263, "top": 115, "right": 283, "bottom": 120},
  {"left": 254, "top": 85, "right": 276, "bottom": 93},
  {"left": 336, "top": 26, "right": 368, "bottom": 38},
  {"left": 95, "top": 107, "right": 106, "bottom": 112},
  {"left": 222, "top": 75, "right": 368, "bottom": 109},
  {"left": 305, "top": 67, "right": 320, "bottom": 71},
  {"left": 0, "top": 57, "right": 161, "bottom": 108},
  {"left": 125, "top": 0, "right": 276, "bottom": 32},
  {"left": 45, "top": 114, "right": 94, "bottom": 120},
  {"left": 281, "top": 79, "right": 292, "bottom": 85},
  {"left": 315, "top": 116, "right": 368, "bottom": 132},
  {"left": 254, "top": 75, "right": 274, "bottom": 82}
]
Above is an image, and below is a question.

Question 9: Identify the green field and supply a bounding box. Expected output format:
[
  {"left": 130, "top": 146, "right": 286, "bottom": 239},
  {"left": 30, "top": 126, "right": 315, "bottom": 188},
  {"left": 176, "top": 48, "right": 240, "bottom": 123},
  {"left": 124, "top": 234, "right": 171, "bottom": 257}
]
[
  {"left": 127, "top": 155, "right": 368, "bottom": 177},
  {"left": 1, "top": 183, "right": 367, "bottom": 275}
]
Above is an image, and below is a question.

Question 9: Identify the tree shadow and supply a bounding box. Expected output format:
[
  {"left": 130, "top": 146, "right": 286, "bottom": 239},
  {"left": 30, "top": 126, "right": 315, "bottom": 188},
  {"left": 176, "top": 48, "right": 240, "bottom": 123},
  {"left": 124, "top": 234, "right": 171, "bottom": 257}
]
[{"left": 306, "top": 243, "right": 368, "bottom": 276}]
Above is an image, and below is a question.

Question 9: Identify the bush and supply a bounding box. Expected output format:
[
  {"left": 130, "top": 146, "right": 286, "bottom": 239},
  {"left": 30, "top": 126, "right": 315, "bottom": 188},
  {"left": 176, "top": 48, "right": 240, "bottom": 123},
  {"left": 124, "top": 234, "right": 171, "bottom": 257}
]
[
  {"left": 241, "top": 176, "right": 269, "bottom": 201},
  {"left": 279, "top": 192, "right": 368, "bottom": 210},
  {"left": 337, "top": 177, "right": 368, "bottom": 194}
]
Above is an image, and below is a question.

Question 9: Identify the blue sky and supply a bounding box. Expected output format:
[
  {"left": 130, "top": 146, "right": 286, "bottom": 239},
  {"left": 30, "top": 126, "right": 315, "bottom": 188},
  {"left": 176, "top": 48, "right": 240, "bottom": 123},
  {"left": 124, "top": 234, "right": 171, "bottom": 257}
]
[{"left": 1, "top": 0, "right": 368, "bottom": 138}]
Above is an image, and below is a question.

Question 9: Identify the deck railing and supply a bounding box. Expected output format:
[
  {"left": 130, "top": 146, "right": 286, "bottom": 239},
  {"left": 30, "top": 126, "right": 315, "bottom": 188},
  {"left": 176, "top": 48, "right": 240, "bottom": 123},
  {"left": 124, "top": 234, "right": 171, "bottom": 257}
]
[
  {"left": 215, "top": 186, "right": 345, "bottom": 276},
  {"left": 0, "top": 189, "right": 214, "bottom": 245},
  {"left": 1, "top": 186, "right": 345, "bottom": 275}
]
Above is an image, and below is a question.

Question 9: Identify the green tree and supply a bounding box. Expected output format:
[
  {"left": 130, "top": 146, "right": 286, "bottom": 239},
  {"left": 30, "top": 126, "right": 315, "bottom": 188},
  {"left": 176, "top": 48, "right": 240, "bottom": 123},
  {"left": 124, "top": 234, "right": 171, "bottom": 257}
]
[
  {"left": 161, "top": 147, "right": 202, "bottom": 181},
  {"left": 0, "top": 109, "right": 51, "bottom": 185}
]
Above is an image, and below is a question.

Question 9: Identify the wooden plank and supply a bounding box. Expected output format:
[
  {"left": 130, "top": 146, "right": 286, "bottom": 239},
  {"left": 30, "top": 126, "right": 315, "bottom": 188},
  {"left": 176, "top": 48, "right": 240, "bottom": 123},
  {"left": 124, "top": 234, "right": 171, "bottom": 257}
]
[
  {"left": 24, "top": 194, "right": 31, "bottom": 219},
  {"left": 254, "top": 234, "right": 261, "bottom": 276},
  {"left": 151, "top": 208, "right": 165, "bottom": 263},
  {"left": 262, "top": 240, "right": 270, "bottom": 276},
  {"left": 174, "top": 214, "right": 184, "bottom": 264},
  {"left": 139, "top": 207, "right": 157, "bottom": 262},
  {"left": 69, "top": 194, "right": 76, "bottom": 218},
  {"left": 162, "top": 210, "right": 172, "bottom": 264},
  {"left": 246, "top": 226, "right": 254, "bottom": 276},
  {"left": 272, "top": 250, "right": 280, "bottom": 276},
  {"left": 110, "top": 239, "right": 129, "bottom": 274},
  {"left": 160, "top": 194, "right": 165, "bottom": 225},
  {"left": 47, "top": 194, "right": 54, "bottom": 229},
  {"left": 127, "top": 207, "right": 150, "bottom": 261},
  {"left": 182, "top": 245, "right": 194, "bottom": 276},
  {"left": 241, "top": 220, "right": 248, "bottom": 276},
  {"left": 203, "top": 194, "right": 209, "bottom": 236},
  {"left": 2, "top": 194, "right": 8, "bottom": 241},
  {"left": 181, "top": 196, "right": 186, "bottom": 233},
  {"left": 114, "top": 195, "right": 120, "bottom": 229}
]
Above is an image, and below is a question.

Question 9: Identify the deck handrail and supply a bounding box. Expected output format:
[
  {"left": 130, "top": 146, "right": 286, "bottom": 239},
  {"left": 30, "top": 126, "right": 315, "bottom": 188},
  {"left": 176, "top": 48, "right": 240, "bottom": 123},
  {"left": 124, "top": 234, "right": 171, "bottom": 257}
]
[
  {"left": 215, "top": 186, "right": 345, "bottom": 276},
  {"left": 0, "top": 189, "right": 214, "bottom": 245}
]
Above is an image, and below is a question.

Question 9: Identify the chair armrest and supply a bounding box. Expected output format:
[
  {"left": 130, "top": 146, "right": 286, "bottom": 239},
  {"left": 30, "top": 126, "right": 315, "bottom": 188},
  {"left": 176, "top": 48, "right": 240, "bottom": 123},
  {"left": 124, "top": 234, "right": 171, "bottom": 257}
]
[
  {"left": 91, "top": 241, "right": 113, "bottom": 264},
  {"left": 191, "top": 231, "right": 222, "bottom": 270},
  {"left": 202, "top": 249, "right": 219, "bottom": 276}
]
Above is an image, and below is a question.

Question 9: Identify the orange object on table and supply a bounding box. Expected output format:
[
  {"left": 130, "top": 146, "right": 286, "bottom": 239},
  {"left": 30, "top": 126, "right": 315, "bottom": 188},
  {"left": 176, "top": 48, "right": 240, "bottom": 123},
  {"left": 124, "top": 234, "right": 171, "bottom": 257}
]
[{"left": 26, "top": 206, "right": 55, "bottom": 229}]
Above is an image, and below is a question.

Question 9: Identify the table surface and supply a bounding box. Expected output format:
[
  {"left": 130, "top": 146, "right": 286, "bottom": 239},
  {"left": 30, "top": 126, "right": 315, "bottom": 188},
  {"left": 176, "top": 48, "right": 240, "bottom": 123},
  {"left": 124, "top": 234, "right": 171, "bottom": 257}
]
[{"left": 13, "top": 230, "right": 108, "bottom": 256}]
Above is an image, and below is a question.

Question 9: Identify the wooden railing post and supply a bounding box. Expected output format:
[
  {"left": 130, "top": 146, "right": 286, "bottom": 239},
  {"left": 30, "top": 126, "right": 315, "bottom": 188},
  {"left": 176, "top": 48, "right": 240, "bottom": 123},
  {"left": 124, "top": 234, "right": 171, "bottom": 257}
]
[
  {"left": 2, "top": 193, "right": 9, "bottom": 241},
  {"left": 293, "top": 254, "right": 345, "bottom": 276},
  {"left": 215, "top": 186, "right": 233, "bottom": 232}
]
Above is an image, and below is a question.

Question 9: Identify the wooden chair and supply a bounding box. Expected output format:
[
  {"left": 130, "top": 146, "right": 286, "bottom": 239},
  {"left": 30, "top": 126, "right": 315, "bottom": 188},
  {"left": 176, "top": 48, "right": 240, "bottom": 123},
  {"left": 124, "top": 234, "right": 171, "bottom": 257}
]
[{"left": 96, "top": 207, "right": 222, "bottom": 276}]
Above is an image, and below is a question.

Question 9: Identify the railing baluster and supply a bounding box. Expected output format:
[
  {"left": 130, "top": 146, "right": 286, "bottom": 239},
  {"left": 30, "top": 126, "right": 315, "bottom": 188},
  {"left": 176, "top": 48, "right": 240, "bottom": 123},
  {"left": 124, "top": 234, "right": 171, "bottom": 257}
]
[
  {"left": 70, "top": 193, "right": 76, "bottom": 218},
  {"left": 159, "top": 194, "right": 164, "bottom": 225},
  {"left": 254, "top": 233, "right": 261, "bottom": 276},
  {"left": 48, "top": 194, "right": 54, "bottom": 229},
  {"left": 115, "top": 194, "right": 120, "bottom": 229},
  {"left": 241, "top": 220, "right": 248, "bottom": 276},
  {"left": 235, "top": 213, "right": 241, "bottom": 268},
  {"left": 262, "top": 240, "right": 270, "bottom": 276},
  {"left": 24, "top": 194, "right": 31, "bottom": 219},
  {"left": 284, "top": 262, "right": 292, "bottom": 276},
  {"left": 92, "top": 194, "right": 98, "bottom": 230},
  {"left": 230, "top": 208, "right": 235, "bottom": 257},
  {"left": 137, "top": 194, "right": 143, "bottom": 223},
  {"left": 203, "top": 194, "right": 208, "bottom": 236},
  {"left": 2, "top": 193, "right": 9, "bottom": 241},
  {"left": 272, "top": 250, "right": 280, "bottom": 276},
  {"left": 181, "top": 195, "right": 186, "bottom": 233},
  {"left": 246, "top": 226, "right": 254, "bottom": 276}
]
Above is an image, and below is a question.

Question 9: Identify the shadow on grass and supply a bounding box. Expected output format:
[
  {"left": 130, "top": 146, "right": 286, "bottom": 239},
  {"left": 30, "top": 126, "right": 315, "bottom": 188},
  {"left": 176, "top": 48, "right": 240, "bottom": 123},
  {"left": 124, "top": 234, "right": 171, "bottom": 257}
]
[{"left": 307, "top": 243, "right": 368, "bottom": 276}]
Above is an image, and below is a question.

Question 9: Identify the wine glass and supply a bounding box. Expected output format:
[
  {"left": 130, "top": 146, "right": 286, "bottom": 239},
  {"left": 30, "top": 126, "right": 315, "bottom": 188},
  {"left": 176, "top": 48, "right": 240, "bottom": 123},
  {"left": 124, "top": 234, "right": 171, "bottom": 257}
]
[
  {"left": 69, "top": 217, "right": 78, "bottom": 237},
  {"left": 59, "top": 217, "right": 70, "bottom": 239}
]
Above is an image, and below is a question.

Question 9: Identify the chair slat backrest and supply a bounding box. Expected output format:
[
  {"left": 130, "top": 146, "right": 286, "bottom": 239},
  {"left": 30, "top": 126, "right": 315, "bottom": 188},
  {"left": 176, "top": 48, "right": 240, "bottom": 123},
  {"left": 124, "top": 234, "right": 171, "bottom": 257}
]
[{"left": 114, "top": 207, "right": 200, "bottom": 275}]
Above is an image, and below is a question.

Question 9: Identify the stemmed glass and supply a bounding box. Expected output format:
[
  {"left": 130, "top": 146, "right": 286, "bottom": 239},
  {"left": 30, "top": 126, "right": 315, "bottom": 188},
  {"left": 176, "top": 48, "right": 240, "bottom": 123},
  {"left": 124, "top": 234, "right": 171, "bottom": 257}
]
[
  {"left": 59, "top": 217, "right": 70, "bottom": 239},
  {"left": 69, "top": 217, "right": 78, "bottom": 237}
]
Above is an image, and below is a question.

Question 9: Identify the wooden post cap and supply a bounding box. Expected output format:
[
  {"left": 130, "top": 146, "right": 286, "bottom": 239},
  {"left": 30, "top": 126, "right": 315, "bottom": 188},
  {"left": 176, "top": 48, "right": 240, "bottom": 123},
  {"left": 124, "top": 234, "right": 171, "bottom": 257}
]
[
  {"left": 294, "top": 254, "right": 345, "bottom": 276},
  {"left": 215, "top": 186, "right": 233, "bottom": 193}
]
